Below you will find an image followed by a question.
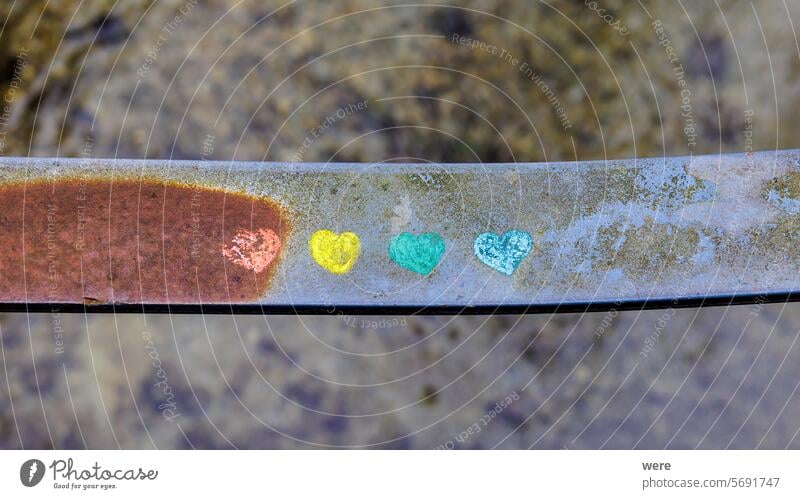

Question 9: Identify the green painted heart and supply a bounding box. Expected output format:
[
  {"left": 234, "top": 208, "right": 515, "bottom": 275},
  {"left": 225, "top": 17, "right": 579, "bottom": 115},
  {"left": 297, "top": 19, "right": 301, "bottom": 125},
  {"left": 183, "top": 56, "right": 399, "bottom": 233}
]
[{"left": 388, "top": 232, "right": 445, "bottom": 275}]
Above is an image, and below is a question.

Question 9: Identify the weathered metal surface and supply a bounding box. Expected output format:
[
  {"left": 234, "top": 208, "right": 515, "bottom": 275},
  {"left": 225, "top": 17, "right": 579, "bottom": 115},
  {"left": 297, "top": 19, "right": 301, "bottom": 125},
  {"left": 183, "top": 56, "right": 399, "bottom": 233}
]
[{"left": 0, "top": 150, "right": 798, "bottom": 313}]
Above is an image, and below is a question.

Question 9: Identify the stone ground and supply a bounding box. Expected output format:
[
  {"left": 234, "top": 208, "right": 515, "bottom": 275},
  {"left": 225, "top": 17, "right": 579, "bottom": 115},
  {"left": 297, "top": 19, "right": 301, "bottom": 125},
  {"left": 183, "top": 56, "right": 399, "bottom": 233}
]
[{"left": 2, "top": 0, "right": 800, "bottom": 448}]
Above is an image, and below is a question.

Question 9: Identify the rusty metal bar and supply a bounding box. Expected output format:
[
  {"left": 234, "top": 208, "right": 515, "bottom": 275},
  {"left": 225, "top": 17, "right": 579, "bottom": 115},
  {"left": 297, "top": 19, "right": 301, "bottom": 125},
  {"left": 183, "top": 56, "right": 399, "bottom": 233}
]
[{"left": 0, "top": 150, "right": 798, "bottom": 314}]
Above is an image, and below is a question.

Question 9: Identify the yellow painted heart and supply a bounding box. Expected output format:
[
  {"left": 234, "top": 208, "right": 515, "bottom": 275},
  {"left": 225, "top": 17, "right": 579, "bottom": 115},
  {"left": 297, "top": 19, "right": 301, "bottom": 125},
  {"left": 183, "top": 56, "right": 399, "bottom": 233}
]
[{"left": 308, "top": 229, "right": 361, "bottom": 274}]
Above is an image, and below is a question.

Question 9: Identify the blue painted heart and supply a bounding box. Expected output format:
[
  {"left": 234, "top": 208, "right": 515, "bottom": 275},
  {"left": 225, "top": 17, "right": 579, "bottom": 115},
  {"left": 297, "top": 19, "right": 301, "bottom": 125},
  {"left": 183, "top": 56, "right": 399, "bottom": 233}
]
[
  {"left": 388, "top": 232, "right": 445, "bottom": 275},
  {"left": 473, "top": 230, "right": 533, "bottom": 275}
]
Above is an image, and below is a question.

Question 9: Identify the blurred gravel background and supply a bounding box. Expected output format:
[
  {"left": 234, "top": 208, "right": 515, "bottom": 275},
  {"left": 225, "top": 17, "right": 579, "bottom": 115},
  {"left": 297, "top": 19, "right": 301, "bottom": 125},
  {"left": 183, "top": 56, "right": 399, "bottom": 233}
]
[{"left": 2, "top": 0, "right": 800, "bottom": 448}]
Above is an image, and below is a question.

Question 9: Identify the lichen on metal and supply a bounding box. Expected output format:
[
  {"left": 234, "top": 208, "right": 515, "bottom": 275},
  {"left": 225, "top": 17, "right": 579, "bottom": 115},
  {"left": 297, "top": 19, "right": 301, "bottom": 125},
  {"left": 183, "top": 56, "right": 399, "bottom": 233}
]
[{"left": 0, "top": 150, "right": 797, "bottom": 311}]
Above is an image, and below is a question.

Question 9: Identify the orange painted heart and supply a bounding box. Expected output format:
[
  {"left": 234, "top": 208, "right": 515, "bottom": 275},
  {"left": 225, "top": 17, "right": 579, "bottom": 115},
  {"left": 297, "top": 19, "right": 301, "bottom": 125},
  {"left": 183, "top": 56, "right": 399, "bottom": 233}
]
[{"left": 222, "top": 228, "right": 282, "bottom": 273}]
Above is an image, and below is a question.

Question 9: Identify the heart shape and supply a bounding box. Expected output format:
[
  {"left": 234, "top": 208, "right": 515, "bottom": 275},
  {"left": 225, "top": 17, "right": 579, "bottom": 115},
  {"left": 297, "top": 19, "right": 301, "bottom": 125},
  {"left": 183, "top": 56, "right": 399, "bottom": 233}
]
[
  {"left": 473, "top": 230, "right": 533, "bottom": 275},
  {"left": 309, "top": 229, "right": 361, "bottom": 274},
  {"left": 222, "top": 228, "right": 282, "bottom": 273},
  {"left": 388, "top": 232, "right": 445, "bottom": 275}
]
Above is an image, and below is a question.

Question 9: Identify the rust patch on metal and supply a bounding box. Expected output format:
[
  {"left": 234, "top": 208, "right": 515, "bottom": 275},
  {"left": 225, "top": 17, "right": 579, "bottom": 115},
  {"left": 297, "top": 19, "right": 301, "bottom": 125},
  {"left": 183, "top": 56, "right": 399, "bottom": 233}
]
[{"left": 0, "top": 179, "right": 289, "bottom": 304}]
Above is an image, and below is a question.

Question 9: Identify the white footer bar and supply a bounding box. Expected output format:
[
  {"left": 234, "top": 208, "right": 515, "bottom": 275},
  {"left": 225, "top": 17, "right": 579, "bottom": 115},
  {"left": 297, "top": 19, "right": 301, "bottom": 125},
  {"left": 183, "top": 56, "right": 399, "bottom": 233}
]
[{"left": 0, "top": 450, "right": 796, "bottom": 497}]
